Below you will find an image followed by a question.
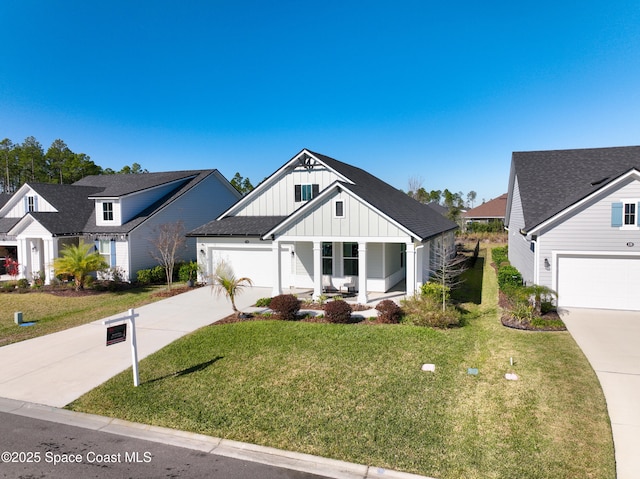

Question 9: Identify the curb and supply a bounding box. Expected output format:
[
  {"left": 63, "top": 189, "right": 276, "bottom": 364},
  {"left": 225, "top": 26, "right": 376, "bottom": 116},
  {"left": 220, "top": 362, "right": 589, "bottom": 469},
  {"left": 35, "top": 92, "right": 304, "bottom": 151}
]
[{"left": 0, "top": 397, "right": 436, "bottom": 479}]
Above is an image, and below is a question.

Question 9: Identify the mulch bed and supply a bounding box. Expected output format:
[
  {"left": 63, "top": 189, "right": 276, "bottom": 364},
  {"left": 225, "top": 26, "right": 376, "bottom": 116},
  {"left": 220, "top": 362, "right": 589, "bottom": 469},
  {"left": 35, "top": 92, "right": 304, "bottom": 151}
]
[{"left": 498, "top": 291, "right": 566, "bottom": 331}]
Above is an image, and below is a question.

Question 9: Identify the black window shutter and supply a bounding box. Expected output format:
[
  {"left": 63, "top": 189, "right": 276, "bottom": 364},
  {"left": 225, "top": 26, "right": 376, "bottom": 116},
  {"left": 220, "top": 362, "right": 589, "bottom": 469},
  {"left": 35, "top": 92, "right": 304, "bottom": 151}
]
[
  {"left": 295, "top": 185, "right": 301, "bottom": 202},
  {"left": 312, "top": 184, "right": 319, "bottom": 198}
]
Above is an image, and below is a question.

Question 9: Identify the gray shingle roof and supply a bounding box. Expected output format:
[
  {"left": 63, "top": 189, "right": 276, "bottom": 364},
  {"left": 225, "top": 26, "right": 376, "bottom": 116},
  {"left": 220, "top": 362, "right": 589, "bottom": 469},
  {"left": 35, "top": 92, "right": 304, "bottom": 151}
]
[
  {"left": 74, "top": 170, "right": 205, "bottom": 197},
  {"left": 1, "top": 170, "right": 217, "bottom": 237},
  {"left": 511, "top": 146, "right": 640, "bottom": 231},
  {"left": 188, "top": 216, "right": 288, "bottom": 237},
  {"left": 308, "top": 151, "right": 458, "bottom": 240}
]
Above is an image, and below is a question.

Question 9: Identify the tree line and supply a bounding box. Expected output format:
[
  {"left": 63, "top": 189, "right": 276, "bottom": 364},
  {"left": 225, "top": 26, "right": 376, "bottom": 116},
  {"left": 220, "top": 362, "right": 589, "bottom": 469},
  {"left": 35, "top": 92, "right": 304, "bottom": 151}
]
[
  {"left": 406, "top": 176, "right": 478, "bottom": 222},
  {"left": 0, "top": 136, "right": 147, "bottom": 193}
]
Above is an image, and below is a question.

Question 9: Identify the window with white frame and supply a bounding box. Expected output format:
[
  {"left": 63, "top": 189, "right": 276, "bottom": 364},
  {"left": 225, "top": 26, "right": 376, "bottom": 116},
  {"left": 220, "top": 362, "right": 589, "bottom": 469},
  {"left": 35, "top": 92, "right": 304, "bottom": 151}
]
[
  {"left": 334, "top": 200, "right": 345, "bottom": 218},
  {"left": 27, "top": 196, "right": 36, "bottom": 212},
  {"left": 612, "top": 201, "right": 640, "bottom": 228},
  {"left": 103, "top": 202, "right": 114, "bottom": 221},
  {"left": 322, "top": 242, "right": 333, "bottom": 275},
  {"left": 98, "top": 240, "right": 111, "bottom": 265},
  {"left": 624, "top": 203, "right": 636, "bottom": 225},
  {"left": 343, "top": 242, "right": 358, "bottom": 276}
]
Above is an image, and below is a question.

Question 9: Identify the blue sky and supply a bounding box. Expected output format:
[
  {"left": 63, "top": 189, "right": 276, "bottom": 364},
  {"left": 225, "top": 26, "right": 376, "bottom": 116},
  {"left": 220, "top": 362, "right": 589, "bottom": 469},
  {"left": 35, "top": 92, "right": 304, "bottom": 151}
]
[{"left": 2, "top": 1, "right": 640, "bottom": 203}]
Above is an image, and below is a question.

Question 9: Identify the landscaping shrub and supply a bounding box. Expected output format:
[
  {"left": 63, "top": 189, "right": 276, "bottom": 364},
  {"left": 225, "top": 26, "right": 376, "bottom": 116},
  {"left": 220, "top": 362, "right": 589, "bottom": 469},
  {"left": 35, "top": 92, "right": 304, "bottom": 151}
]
[
  {"left": 491, "top": 245, "right": 508, "bottom": 267},
  {"left": 324, "top": 299, "right": 353, "bottom": 323},
  {"left": 375, "top": 299, "right": 402, "bottom": 324},
  {"left": 269, "top": 294, "right": 301, "bottom": 320},
  {"left": 255, "top": 297, "right": 272, "bottom": 307},
  {"left": 136, "top": 268, "right": 153, "bottom": 285},
  {"left": 178, "top": 261, "right": 199, "bottom": 283},
  {"left": 421, "top": 281, "right": 450, "bottom": 304},
  {"left": 17, "top": 278, "right": 30, "bottom": 289},
  {"left": 497, "top": 265, "right": 522, "bottom": 291},
  {"left": 151, "top": 265, "right": 166, "bottom": 283},
  {"left": 400, "top": 295, "right": 461, "bottom": 328},
  {"left": 1, "top": 281, "right": 16, "bottom": 292}
]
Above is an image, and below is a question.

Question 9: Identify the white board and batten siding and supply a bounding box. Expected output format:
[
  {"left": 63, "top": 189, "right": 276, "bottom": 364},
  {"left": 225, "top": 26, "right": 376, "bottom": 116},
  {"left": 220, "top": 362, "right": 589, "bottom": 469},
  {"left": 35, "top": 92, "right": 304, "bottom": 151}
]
[
  {"left": 276, "top": 189, "right": 408, "bottom": 239},
  {"left": 235, "top": 166, "right": 342, "bottom": 217},
  {"left": 537, "top": 177, "right": 640, "bottom": 310}
]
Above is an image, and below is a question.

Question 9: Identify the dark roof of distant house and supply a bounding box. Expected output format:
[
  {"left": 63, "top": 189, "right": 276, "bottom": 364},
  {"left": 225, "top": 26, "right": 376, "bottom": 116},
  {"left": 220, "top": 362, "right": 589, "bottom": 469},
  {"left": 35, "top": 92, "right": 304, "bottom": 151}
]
[
  {"left": 0, "top": 170, "right": 219, "bottom": 237},
  {"left": 0, "top": 193, "right": 11, "bottom": 209},
  {"left": 188, "top": 216, "right": 288, "bottom": 237},
  {"left": 510, "top": 146, "right": 640, "bottom": 231},
  {"left": 74, "top": 170, "right": 208, "bottom": 197},
  {"left": 464, "top": 194, "right": 507, "bottom": 220},
  {"left": 80, "top": 170, "right": 218, "bottom": 234}
]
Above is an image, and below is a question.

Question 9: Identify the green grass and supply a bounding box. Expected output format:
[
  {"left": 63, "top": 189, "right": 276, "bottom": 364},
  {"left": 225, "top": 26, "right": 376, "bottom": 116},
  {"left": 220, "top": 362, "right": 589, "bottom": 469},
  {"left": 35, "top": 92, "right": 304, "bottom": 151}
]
[
  {"left": 0, "top": 285, "right": 171, "bottom": 346},
  {"left": 67, "top": 247, "right": 615, "bottom": 479}
]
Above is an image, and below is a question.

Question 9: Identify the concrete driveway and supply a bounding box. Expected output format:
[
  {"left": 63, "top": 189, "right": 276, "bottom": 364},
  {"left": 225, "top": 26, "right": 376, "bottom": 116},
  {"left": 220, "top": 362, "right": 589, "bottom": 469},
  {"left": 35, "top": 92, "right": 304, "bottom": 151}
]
[
  {"left": 0, "top": 285, "right": 272, "bottom": 408},
  {"left": 562, "top": 308, "right": 640, "bottom": 479}
]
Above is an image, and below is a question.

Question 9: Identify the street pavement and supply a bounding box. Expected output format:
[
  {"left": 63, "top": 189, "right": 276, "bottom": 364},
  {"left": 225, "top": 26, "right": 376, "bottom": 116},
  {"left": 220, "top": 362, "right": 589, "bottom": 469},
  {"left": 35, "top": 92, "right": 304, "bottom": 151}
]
[
  {"left": 562, "top": 308, "right": 640, "bottom": 479},
  {"left": 0, "top": 410, "right": 328, "bottom": 479}
]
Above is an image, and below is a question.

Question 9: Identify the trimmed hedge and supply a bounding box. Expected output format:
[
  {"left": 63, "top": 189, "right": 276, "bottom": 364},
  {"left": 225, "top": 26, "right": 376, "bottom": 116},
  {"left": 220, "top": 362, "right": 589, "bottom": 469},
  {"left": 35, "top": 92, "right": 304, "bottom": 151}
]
[
  {"left": 497, "top": 265, "right": 522, "bottom": 290},
  {"left": 375, "top": 300, "right": 402, "bottom": 324},
  {"left": 269, "top": 294, "right": 301, "bottom": 320},
  {"left": 491, "top": 245, "right": 508, "bottom": 267},
  {"left": 324, "top": 300, "right": 353, "bottom": 323}
]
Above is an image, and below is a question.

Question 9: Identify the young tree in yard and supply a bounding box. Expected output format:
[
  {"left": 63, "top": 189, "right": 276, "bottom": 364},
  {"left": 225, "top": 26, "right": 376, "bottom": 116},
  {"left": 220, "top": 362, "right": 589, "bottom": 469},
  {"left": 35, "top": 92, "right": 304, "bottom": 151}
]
[
  {"left": 210, "top": 260, "right": 253, "bottom": 317},
  {"left": 53, "top": 241, "right": 109, "bottom": 290},
  {"left": 429, "top": 235, "right": 467, "bottom": 311},
  {"left": 149, "top": 221, "right": 187, "bottom": 290}
]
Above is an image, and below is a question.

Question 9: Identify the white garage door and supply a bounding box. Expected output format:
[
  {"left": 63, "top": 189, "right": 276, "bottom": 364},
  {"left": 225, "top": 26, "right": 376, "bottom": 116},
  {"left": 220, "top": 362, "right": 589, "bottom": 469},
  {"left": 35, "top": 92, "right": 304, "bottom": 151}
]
[
  {"left": 557, "top": 255, "right": 640, "bottom": 310},
  {"left": 210, "top": 247, "right": 273, "bottom": 287}
]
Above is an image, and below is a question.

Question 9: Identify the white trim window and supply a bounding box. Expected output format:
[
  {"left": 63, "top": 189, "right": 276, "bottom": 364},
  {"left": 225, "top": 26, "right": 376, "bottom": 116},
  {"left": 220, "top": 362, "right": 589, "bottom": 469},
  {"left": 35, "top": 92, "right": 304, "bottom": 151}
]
[
  {"left": 103, "top": 202, "right": 114, "bottom": 221},
  {"left": 322, "top": 242, "right": 333, "bottom": 275},
  {"left": 343, "top": 242, "right": 358, "bottom": 276},
  {"left": 612, "top": 200, "right": 640, "bottom": 229},
  {"left": 334, "top": 200, "right": 345, "bottom": 218}
]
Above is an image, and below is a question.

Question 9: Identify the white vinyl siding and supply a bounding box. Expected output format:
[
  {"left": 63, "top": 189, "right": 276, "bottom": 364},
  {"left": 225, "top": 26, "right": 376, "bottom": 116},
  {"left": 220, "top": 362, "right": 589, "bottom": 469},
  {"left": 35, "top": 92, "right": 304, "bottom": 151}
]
[
  {"left": 507, "top": 177, "right": 535, "bottom": 284},
  {"left": 537, "top": 177, "right": 640, "bottom": 289},
  {"left": 128, "top": 173, "right": 240, "bottom": 280}
]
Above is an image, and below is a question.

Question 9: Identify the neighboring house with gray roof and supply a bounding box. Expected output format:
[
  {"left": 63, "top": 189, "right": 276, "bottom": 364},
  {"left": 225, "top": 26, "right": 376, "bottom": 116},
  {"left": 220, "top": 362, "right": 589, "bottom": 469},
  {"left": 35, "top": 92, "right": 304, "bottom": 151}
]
[
  {"left": 189, "top": 149, "right": 458, "bottom": 302},
  {"left": 505, "top": 145, "right": 640, "bottom": 310},
  {"left": 0, "top": 170, "right": 240, "bottom": 284}
]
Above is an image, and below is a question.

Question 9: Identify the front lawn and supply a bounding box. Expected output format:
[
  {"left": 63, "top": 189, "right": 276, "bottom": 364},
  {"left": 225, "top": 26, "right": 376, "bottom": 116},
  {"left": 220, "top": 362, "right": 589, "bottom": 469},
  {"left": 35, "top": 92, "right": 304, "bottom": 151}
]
[
  {"left": 0, "top": 284, "right": 183, "bottom": 346},
  {"left": 67, "top": 247, "right": 614, "bottom": 479}
]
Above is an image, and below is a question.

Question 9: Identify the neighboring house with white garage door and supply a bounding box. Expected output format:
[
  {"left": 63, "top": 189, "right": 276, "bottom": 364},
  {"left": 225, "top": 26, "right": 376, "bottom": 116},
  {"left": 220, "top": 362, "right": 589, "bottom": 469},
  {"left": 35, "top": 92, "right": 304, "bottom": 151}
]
[
  {"left": 0, "top": 170, "right": 240, "bottom": 284},
  {"left": 189, "top": 149, "right": 458, "bottom": 304},
  {"left": 505, "top": 146, "right": 640, "bottom": 311}
]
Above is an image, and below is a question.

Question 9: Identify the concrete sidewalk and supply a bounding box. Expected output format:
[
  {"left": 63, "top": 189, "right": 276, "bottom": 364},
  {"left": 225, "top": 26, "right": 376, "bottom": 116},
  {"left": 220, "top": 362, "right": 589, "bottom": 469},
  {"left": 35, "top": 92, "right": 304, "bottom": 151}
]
[
  {"left": 0, "top": 285, "right": 272, "bottom": 407},
  {"left": 562, "top": 308, "right": 640, "bottom": 479}
]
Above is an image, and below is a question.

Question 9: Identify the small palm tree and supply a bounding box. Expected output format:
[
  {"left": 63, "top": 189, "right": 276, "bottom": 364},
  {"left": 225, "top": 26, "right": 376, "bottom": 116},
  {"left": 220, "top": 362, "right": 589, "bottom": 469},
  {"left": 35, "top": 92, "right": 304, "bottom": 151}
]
[
  {"left": 210, "top": 260, "right": 253, "bottom": 317},
  {"left": 524, "top": 284, "right": 557, "bottom": 315},
  {"left": 53, "top": 241, "right": 109, "bottom": 291}
]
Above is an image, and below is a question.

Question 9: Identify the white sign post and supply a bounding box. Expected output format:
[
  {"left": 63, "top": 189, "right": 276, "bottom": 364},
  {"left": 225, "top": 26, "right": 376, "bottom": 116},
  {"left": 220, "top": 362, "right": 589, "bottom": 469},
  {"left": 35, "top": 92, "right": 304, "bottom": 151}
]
[{"left": 103, "top": 308, "right": 140, "bottom": 387}]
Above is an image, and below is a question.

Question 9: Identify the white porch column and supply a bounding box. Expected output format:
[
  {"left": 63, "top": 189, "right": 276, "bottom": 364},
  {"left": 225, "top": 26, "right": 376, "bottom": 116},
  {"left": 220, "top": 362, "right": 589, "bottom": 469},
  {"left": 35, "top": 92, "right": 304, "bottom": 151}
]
[
  {"left": 313, "top": 241, "right": 322, "bottom": 300},
  {"left": 44, "top": 238, "right": 57, "bottom": 285},
  {"left": 406, "top": 241, "right": 416, "bottom": 297},
  {"left": 357, "top": 242, "right": 368, "bottom": 304},
  {"left": 16, "top": 238, "right": 28, "bottom": 280},
  {"left": 272, "top": 241, "right": 282, "bottom": 297}
]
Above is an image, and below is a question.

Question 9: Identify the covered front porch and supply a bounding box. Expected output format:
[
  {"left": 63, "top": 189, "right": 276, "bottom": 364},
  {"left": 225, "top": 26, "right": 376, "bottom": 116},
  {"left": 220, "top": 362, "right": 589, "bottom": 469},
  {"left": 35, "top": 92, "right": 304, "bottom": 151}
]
[{"left": 271, "top": 239, "right": 430, "bottom": 304}]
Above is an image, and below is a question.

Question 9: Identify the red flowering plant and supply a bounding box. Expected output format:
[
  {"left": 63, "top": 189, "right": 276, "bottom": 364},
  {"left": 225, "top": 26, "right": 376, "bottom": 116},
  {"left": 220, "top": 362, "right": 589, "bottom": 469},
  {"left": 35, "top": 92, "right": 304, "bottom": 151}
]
[{"left": 4, "top": 258, "right": 20, "bottom": 278}]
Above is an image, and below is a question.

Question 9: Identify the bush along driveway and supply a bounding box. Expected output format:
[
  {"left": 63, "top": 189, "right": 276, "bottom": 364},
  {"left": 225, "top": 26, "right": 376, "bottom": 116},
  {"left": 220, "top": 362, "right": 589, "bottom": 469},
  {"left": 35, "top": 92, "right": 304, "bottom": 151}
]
[{"left": 67, "top": 246, "right": 615, "bottom": 479}]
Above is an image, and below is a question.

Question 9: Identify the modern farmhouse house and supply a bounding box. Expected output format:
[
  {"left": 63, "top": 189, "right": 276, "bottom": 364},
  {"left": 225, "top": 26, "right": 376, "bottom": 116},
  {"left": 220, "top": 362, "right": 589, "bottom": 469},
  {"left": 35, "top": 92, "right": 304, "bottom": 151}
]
[
  {"left": 505, "top": 145, "right": 640, "bottom": 310},
  {"left": 189, "top": 149, "right": 458, "bottom": 303},
  {"left": 0, "top": 170, "right": 240, "bottom": 283}
]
